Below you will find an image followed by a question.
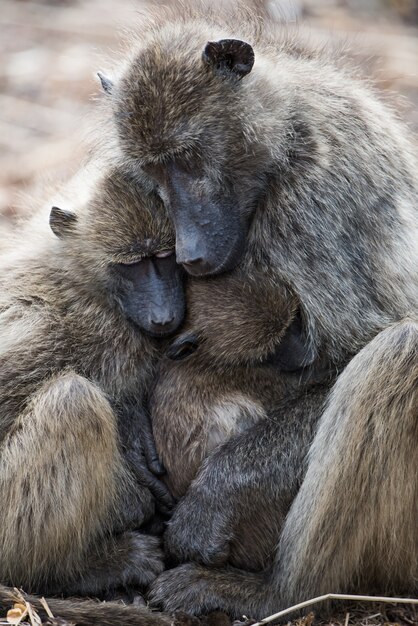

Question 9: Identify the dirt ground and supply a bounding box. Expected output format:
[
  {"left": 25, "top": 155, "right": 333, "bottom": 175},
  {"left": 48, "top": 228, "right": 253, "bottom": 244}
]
[{"left": 0, "top": 1, "right": 417, "bottom": 625}]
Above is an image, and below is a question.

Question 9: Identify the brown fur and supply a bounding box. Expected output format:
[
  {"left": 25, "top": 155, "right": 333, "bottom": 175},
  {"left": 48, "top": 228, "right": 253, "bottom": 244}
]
[
  {"left": 151, "top": 271, "right": 330, "bottom": 572},
  {"left": 150, "top": 319, "right": 418, "bottom": 619},
  {"left": 152, "top": 273, "right": 299, "bottom": 499}
]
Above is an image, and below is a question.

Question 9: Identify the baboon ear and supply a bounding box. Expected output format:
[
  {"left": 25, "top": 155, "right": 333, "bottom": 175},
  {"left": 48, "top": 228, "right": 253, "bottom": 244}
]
[
  {"left": 269, "top": 313, "right": 316, "bottom": 372},
  {"left": 202, "top": 39, "right": 254, "bottom": 79},
  {"left": 97, "top": 71, "right": 113, "bottom": 94},
  {"left": 49, "top": 206, "right": 78, "bottom": 239}
]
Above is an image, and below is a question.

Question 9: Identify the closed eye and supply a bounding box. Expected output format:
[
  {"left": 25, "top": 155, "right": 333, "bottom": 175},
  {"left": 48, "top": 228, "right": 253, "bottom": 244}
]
[{"left": 155, "top": 249, "right": 174, "bottom": 259}]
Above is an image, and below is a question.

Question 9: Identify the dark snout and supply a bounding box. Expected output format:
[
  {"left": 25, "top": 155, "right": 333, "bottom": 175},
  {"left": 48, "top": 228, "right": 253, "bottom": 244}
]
[
  {"left": 165, "top": 164, "right": 248, "bottom": 277},
  {"left": 175, "top": 218, "right": 246, "bottom": 277},
  {"left": 146, "top": 296, "right": 185, "bottom": 337},
  {"left": 117, "top": 255, "right": 185, "bottom": 337}
]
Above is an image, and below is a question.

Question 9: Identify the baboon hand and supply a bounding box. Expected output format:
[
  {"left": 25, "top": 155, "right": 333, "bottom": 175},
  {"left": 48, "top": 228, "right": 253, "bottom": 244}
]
[
  {"left": 164, "top": 485, "right": 232, "bottom": 566},
  {"left": 119, "top": 405, "right": 176, "bottom": 513},
  {"left": 125, "top": 440, "right": 176, "bottom": 514}
]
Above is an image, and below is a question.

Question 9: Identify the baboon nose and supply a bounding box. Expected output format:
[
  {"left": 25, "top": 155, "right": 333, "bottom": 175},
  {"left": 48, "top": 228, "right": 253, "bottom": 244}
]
[
  {"left": 178, "top": 255, "right": 204, "bottom": 268},
  {"left": 177, "top": 254, "right": 213, "bottom": 276},
  {"left": 150, "top": 315, "right": 175, "bottom": 328}
]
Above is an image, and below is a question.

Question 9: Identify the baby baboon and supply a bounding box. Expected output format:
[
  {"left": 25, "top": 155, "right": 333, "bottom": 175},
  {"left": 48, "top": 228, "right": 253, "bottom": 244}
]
[
  {"left": 151, "top": 270, "right": 330, "bottom": 571},
  {"left": 97, "top": 5, "right": 418, "bottom": 617},
  {"left": 0, "top": 166, "right": 185, "bottom": 599}
]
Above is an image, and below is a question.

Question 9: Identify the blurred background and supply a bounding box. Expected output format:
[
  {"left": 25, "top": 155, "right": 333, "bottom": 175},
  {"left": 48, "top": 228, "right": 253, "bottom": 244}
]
[{"left": 1, "top": 0, "right": 418, "bottom": 238}]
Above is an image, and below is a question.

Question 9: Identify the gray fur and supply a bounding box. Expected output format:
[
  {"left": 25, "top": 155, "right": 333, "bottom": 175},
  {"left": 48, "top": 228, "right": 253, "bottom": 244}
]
[
  {"left": 0, "top": 167, "right": 180, "bottom": 599},
  {"left": 100, "top": 5, "right": 418, "bottom": 618}
]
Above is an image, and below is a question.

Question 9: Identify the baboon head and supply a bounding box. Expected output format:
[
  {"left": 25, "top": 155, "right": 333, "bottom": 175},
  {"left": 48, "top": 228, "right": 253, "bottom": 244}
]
[
  {"left": 101, "top": 24, "right": 274, "bottom": 276},
  {"left": 49, "top": 168, "right": 186, "bottom": 337}
]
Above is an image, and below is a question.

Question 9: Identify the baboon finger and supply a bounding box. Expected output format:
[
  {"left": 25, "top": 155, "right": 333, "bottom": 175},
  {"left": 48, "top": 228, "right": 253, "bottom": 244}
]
[
  {"left": 126, "top": 449, "right": 176, "bottom": 511},
  {"left": 139, "top": 471, "right": 176, "bottom": 513},
  {"left": 129, "top": 408, "right": 166, "bottom": 476},
  {"left": 142, "top": 427, "right": 166, "bottom": 476}
]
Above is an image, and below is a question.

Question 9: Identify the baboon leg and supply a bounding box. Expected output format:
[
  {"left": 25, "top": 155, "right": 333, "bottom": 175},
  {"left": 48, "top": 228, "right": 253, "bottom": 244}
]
[
  {"left": 0, "top": 371, "right": 161, "bottom": 595},
  {"left": 150, "top": 321, "right": 418, "bottom": 619},
  {"left": 149, "top": 389, "right": 325, "bottom": 617},
  {"left": 276, "top": 318, "right": 418, "bottom": 606},
  {"left": 162, "top": 387, "right": 324, "bottom": 571}
]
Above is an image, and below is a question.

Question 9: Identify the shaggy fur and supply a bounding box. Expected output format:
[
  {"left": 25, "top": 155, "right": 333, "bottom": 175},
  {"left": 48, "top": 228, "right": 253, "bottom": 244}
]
[
  {"left": 0, "top": 165, "right": 182, "bottom": 600},
  {"left": 149, "top": 319, "right": 418, "bottom": 618}
]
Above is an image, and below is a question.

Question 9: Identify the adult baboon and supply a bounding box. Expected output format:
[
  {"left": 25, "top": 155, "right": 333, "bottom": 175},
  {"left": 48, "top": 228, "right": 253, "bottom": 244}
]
[
  {"left": 97, "top": 4, "right": 418, "bottom": 618},
  {"left": 0, "top": 166, "right": 185, "bottom": 598}
]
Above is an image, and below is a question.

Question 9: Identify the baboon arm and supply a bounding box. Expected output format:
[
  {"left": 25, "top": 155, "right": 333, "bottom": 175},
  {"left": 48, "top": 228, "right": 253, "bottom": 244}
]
[
  {"left": 0, "top": 371, "right": 159, "bottom": 595},
  {"left": 150, "top": 321, "right": 418, "bottom": 619},
  {"left": 163, "top": 387, "right": 324, "bottom": 570},
  {"left": 0, "top": 307, "right": 59, "bottom": 440}
]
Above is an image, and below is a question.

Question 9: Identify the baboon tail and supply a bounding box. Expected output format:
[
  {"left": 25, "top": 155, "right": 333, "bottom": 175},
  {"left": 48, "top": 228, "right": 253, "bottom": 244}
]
[{"left": 0, "top": 584, "right": 174, "bottom": 626}]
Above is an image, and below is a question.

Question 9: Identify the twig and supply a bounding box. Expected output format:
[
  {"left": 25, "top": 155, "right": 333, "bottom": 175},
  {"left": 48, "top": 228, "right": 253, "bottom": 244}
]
[
  {"left": 25, "top": 602, "right": 41, "bottom": 626},
  {"left": 39, "top": 599, "right": 54, "bottom": 620},
  {"left": 252, "top": 594, "right": 418, "bottom": 625}
]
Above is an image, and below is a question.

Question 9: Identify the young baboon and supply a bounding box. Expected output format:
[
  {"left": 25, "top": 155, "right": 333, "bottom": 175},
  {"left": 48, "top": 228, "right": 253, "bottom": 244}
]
[
  {"left": 0, "top": 166, "right": 185, "bottom": 599},
  {"left": 150, "top": 270, "right": 330, "bottom": 571},
  {"left": 96, "top": 4, "right": 418, "bottom": 617}
]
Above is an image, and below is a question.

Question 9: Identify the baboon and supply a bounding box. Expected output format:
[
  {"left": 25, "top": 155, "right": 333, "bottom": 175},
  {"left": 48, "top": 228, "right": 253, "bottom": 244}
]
[
  {"left": 96, "top": 4, "right": 418, "bottom": 618},
  {"left": 150, "top": 270, "right": 330, "bottom": 571},
  {"left": 0, "top": 165, "right": 185, "bottom": 599}
]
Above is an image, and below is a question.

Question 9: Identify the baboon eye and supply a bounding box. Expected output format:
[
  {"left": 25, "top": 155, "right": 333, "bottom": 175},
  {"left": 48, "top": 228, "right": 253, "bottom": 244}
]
[
  {"left": 117, "top": 259, "right": 143, "bottom": 267},
  {"left": 113, "top": 259, "right": 143, "bottom": 280},
  {"left": 155, "top": 250, "right": 174, "bottom": 259}
]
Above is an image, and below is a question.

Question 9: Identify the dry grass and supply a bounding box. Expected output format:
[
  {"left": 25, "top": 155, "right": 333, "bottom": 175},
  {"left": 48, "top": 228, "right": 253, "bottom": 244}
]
[{"left": 0, "top": 591, "right": 417, "bottom": 626}]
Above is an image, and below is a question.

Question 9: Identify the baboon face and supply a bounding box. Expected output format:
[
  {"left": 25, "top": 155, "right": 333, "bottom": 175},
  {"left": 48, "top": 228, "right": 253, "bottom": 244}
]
[
  {"left": 108, "top": 36, "right": 270, "bottom": 276},
  {"left": 50, "top": 170, "right": 186, "bottom": 337},
  {"left": 111, "top": 252, "right": 185, "bottom": 337}
]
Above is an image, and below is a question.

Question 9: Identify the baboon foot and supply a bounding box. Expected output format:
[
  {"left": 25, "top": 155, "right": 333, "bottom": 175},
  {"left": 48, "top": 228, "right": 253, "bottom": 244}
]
[
  {"left": 60, "top": 531, "right": 165, "bottom": 597},
  {"left": 149, "top": 563, "right": 270, "bottom": 619}
]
